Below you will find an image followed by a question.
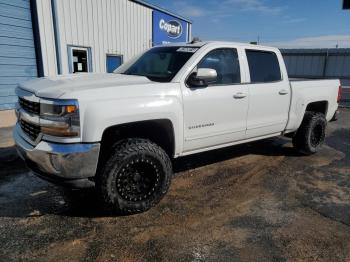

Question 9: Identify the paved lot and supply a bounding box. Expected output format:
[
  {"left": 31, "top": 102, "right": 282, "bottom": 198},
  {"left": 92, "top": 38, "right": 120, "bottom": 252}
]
[
  {"left": 341, "top": 87, "right": 350, "bottom": 107},
  {"left": 1, "top": 109, "right": 350, "bottom": 261}
]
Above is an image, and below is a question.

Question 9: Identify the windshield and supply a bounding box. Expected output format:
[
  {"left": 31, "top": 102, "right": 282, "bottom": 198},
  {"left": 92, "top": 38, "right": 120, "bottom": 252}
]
[{"left": 116, "top": 46, "right": 199, "bottom": 82}]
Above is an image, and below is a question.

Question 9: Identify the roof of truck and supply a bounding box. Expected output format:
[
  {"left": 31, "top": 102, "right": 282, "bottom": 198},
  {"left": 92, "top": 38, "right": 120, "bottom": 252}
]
[{"left": 158, "top": 41, "right": 279, "bottom": 51}]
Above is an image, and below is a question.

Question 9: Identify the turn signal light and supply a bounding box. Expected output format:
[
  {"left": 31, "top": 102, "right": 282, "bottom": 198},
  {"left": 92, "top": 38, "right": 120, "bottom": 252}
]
[{"left": 66, "top": 105, "right": 77, "bottom": 113}]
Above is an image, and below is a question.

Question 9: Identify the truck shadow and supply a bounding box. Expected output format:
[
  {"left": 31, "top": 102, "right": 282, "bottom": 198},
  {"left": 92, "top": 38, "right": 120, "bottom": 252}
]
[
  {"left": 0, "top": 136, "right": 300, "bottom": 218},
  {"left": 173, "top": 137, "right": 300, "bottom": 173}
]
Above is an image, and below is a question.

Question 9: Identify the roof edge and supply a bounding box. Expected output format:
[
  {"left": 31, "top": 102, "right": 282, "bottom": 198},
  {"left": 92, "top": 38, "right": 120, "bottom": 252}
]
[{"left": 130, "top": 0, "right": 192, "bottom": 24}]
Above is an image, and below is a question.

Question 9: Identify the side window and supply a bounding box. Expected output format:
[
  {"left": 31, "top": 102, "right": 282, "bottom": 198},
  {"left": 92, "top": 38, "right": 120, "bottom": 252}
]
[
  {"left": 246, "top": 50, "right": 281, "bottom": 83},
  {"left": 197, "top": 49, "right": 241, "bottom": 85}
]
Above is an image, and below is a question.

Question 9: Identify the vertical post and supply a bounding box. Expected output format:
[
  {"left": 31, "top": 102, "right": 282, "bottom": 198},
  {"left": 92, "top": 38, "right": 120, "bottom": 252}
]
[
  {"left": 30, "top": 0, "right": 44, "bottom": 77},
  {"left": 188, "top": 23, "right": 192, "bottom": 43},
  {"left": 323, "top": 50, "right": 329, "bottom": 78},
  {"left": 51, "top": 0, "right": 62, "bottom": 75}
]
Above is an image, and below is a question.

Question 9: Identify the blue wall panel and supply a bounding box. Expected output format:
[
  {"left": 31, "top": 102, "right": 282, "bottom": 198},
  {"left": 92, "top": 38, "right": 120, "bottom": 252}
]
[
  {"left": 0, "top": 0, "right": 30, "bottom": 8},
  {"left": 0, "top": 36, "right": 35, "bottom": 47},
  {"left": 0, "top": 3, "right": 32, "bottom": 20},
  {"left": 0, "top": 0, "right": 37, "bottom": 110},
  {"left": 106, "top": 55, "right": 122, "bottom": 73}
]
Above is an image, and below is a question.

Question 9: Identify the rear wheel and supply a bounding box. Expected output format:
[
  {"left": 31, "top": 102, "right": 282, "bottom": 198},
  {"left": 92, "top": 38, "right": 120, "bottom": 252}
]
[
  {"left": 96, "top": 138, "right": 172, "bottom": 214},
  {"left": 292, "top": 112, "right": 327, "bottom": 155}
]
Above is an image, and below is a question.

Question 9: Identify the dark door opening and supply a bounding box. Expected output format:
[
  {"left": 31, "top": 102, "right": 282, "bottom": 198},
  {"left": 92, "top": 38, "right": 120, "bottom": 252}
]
[
  {"left": 106, "top": 55, "right": 123, "bottom": 73},
  {"left": 72, "top": 49, "right": 88, "bottom": 73}
]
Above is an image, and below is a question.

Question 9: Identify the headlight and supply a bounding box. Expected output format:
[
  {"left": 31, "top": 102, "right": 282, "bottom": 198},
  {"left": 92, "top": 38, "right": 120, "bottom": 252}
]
[{"left": 39, "top": 99, "right": 80, "bottom": 137}]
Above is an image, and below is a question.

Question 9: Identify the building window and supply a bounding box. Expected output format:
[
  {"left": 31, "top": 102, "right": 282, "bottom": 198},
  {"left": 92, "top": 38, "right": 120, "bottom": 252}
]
[
  {"left": 106, "top": 55, "right": 123, "bottom": 73},
  {"left": 68, "top": 46, "right": 92, "bottom": 73}
]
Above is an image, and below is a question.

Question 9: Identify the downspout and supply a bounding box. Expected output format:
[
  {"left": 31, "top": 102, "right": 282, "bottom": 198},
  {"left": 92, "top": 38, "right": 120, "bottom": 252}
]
[
  {"left": 30, "top": 0, "right": 44, "bottom": 77},
  {"left": 51, "top": 0, "right": 62, "bottom": 75}
]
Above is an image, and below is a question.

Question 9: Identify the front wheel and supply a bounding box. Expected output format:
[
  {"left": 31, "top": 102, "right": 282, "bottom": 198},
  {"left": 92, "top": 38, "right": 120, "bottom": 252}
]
[
  {"left": 292, "top": 112, "right": 327, "bottom": 155},
  {"left": 96, "top": 138, "right": 173, "bottom": 215}
]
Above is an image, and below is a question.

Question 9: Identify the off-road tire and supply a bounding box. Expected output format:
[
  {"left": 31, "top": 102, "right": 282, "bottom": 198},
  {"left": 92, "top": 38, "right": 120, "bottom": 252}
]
[
  {"left": 292, "top": 112, "right": 327, "bottom": 155},
  {"left": 96, "top": 138, "right": 172, "bottom": 215}
]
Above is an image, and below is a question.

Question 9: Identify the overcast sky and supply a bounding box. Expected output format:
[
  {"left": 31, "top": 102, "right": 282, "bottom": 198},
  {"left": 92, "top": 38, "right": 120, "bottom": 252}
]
[{"left": 147, "top": 0, "right": 350, "bottom": 48}]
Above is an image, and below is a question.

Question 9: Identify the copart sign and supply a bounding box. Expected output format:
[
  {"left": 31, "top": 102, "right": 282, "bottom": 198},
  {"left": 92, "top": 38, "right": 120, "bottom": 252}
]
[{"left": 153, "top": 10, "right": 189, "bottom": 45}]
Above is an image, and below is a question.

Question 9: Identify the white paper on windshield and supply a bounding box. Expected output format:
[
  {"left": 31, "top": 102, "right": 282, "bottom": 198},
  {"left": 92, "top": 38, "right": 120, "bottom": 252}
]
[{"left": 177, "top": 47, "right": 199, "bottom": 53}]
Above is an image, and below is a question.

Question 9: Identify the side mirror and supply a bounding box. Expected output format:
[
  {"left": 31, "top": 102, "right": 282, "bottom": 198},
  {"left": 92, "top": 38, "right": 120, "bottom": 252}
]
[{"left": 187, "top": 68, "right": 217, "bottom": 88}]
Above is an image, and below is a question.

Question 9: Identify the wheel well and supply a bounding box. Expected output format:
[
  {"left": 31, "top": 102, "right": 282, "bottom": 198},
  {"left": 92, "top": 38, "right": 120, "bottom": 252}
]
[
  {"left": 305, "top": 101, "right": 328, "bottom": 115},
  {"left": 98, "top": 120, "right": 175, "bottom": 169}
]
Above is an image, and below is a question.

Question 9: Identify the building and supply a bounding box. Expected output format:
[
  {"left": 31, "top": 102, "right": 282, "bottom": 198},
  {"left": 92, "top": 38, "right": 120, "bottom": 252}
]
[
  {"left": 281, "top": 48, "right": 350, "bottom": 86},
  {"left": 281, "top": 48, "right": 350, "bottom": 106},
  {"left": 0, "top": 0, "right": 192, "bottom": 110}
]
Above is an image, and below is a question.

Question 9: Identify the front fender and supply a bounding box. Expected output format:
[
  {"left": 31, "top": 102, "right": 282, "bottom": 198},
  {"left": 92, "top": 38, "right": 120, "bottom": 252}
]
[{"left": 80, "top": 96, "right": 184, "bottom": 155}]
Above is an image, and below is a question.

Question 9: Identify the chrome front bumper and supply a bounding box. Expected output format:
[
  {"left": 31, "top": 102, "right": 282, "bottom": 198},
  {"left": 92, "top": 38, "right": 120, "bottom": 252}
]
[{"left": 14, "top": 124, "right": 100, "bottom": 183}]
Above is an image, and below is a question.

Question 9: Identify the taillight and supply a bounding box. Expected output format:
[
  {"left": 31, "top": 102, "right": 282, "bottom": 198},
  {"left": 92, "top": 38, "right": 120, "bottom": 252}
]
[{"left": 337, "top": 85, "right": 342, "bottom": 103}]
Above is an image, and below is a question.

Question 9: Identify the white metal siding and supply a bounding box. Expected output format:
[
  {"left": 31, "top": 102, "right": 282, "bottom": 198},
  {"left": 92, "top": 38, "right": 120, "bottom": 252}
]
[
  {"left": 36, "top": 0, "right": 57, "bottom": 76},
  {"left": 0, "top": 0, "right": 38, "bottom": 110},
  {"left": 37, "top": 0, "right": 152, "bottom": 76}
]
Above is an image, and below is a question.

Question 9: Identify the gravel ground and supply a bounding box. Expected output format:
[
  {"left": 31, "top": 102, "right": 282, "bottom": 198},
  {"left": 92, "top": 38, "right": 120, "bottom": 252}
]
[{"left": 0, "top": 109, "right": 350, "bottom": 261}]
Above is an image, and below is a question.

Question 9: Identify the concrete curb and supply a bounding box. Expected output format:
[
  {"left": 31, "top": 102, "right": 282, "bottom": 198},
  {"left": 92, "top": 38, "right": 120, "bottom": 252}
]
[{"left": 0, "top": 110, "right": 16, "bottom": 128}]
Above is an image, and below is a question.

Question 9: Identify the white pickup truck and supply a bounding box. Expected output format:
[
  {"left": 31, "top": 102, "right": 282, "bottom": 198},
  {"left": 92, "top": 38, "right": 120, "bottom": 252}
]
[{"left": 14, "top": 41, "right": 341, "bottom": 214}]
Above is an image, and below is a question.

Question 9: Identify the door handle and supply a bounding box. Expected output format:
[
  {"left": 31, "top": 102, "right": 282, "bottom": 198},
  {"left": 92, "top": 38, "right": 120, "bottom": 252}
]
[
  {"left": 279, "top": 89, "right": 289, "bottom": 95},
  {"left": 233, "top": 92, "right": 247, "bottom": 99}
]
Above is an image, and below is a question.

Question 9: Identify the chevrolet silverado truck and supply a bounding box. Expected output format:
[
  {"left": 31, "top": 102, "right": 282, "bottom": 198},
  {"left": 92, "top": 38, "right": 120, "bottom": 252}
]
[{"left": 14, "top": 41, "right": 341, "bottom": 214}]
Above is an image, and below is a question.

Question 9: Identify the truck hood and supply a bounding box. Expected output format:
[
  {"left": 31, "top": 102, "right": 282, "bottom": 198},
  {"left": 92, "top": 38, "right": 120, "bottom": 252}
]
[{"left": 18, "top": 73, "right": 153, "bottom": 99}]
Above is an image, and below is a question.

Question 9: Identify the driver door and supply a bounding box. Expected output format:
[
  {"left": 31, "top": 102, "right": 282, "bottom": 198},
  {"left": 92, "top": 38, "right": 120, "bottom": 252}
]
[{"left": 181, "top": 48, "right": 249, "bottom": 152}]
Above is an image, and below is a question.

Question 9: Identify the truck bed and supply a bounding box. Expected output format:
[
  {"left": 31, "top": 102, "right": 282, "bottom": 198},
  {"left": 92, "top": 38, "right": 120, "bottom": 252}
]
[{"left": 285, "top": 79, "right": 340, "bottom": 132}]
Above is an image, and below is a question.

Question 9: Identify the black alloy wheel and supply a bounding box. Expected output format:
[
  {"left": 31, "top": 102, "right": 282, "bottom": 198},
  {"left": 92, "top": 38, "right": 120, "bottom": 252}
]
[{"left": 97, "top": 138, "right": 173, "bottom": 214}]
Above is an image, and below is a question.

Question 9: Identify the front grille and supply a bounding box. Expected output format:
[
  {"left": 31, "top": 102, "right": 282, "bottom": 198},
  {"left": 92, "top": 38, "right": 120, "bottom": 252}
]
[
  {"left": 19, "top": 97, "right": 40, "bottom": 115},
  {"left": 20, "top": 120, "right": 41, "bottom": 141}
]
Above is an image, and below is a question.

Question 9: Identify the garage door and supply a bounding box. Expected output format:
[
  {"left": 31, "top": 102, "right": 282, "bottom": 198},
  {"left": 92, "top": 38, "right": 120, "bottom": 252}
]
[{"left": 0, "top": 0, "right": 37, "bottom": 110}]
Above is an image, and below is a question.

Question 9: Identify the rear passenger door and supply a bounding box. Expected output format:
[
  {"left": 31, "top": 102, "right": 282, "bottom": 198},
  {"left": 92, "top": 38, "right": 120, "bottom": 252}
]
[{"left": 245, "top": 49, "right": 291, "bottom": 138}]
